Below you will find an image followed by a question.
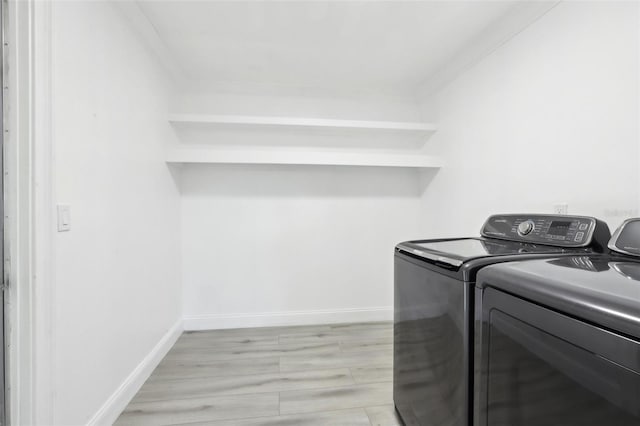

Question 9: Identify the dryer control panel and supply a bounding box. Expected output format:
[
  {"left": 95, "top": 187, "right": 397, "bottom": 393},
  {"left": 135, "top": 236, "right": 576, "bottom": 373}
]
[
  {"left": 609, "top": 218, "right": 640, "bottom": 256},
  {"left": 481, "top": 214, "right": 602, "bottom": 247}
]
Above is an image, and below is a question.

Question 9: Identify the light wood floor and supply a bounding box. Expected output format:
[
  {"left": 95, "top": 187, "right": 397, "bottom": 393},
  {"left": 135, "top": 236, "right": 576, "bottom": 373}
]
[{"left": 115, "top": 321, "right": 400, "bottom": 426}]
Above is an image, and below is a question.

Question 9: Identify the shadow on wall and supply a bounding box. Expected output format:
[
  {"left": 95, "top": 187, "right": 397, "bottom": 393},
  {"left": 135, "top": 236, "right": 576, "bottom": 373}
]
[{"left": 173, "top": 163, "right": 440, "bottom": 198}]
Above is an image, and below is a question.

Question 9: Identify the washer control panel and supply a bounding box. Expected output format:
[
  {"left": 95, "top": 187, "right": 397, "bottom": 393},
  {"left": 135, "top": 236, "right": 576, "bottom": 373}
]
[{"left": 481, "top": 214, "right": 597, "bottom": 247}]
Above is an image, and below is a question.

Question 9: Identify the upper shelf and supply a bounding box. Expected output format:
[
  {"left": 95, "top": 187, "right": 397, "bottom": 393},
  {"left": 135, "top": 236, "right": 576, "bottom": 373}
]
[{"left": 168, "top": 114, "right": 437, "bottom": 133}]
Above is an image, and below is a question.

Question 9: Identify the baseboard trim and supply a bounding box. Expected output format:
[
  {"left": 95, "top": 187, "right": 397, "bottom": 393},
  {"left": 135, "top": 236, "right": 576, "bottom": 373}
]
[
  {"left": 87, "top": 319, "right": 183, "bottom": 426},
  {"left": 183, "top": 307, "right": 393, "bottom": 331}
]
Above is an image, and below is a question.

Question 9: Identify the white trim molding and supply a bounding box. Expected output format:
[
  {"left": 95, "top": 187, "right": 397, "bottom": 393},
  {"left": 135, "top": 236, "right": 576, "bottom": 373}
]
[
  {"left": 4, "top": 0, "right": 56, "bottom": 424},
  {"left": 183, "top": 307, "right": 393, "bottom": 331},
  {"left": 87, "top": 320, "right": 184, "bottom": 426},
  {"left": 32, "top": 0, "right": 56, "bottom": 423}
]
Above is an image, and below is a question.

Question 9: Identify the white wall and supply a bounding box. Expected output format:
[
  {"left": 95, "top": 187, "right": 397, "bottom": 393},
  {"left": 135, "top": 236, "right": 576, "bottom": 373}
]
[
  {"left": 177, "top": 92, "right": 432, "bottom": 329},
  {"left": 420, "top": 1, "right": 639, "bottom": 237},
  {"left": 52, "top": 2, "right": 181, "bottom": 424},
  {"left": 180, "top": 164, "right": 430, "bottom": 328}
]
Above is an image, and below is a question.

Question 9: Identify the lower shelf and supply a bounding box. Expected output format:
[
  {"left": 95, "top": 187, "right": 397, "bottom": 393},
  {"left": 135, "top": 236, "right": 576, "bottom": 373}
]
[{"left": 166, "top": 148, "right": 444, "bottom": 169}]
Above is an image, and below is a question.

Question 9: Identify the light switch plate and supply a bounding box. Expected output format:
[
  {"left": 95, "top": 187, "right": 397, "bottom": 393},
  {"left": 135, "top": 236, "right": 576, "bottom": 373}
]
[{"left": 57, "top": 204, "right": 71, "bottom": 232}]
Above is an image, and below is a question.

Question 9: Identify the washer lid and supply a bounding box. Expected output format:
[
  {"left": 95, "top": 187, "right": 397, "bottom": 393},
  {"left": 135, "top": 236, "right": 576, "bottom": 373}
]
[
  {"left": 609, "top": 218, "right": 640, "bottom": 257},
  {"left": 398, "top": 237, "right": 567, "bottom": 268}
]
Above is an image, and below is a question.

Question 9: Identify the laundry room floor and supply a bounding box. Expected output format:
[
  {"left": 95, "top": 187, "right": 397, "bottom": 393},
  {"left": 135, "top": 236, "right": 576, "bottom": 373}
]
[{"left": 115, "top": 321, "right": 399, "bottom": 425}]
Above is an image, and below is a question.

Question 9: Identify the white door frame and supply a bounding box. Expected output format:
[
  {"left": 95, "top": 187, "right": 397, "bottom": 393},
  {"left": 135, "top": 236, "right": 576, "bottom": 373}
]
[{"left": 5, "top": 0, "right": 55, "bottom": 424}]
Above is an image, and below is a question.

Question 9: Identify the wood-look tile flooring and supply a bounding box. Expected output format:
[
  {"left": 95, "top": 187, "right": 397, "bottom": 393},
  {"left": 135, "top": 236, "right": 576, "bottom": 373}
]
[{"left": 115, "top": 322, "right": 401, "bottom": 426}]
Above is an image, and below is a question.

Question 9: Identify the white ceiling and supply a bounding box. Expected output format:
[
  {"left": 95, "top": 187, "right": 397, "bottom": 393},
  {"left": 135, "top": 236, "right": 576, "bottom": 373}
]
[{"left": 137, "top": 1, "right": 550, "bottom": 97}]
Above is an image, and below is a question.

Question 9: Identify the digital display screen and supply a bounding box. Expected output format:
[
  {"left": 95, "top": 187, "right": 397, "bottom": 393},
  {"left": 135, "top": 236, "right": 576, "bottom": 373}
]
[{"left": 547, "top": 221, "right": 572, "bottom": 236}]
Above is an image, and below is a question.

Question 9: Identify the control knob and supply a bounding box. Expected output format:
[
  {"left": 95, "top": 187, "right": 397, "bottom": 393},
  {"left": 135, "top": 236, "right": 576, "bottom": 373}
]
[{"left": 518, "top": 220, "right": 535, "bottom": 236}]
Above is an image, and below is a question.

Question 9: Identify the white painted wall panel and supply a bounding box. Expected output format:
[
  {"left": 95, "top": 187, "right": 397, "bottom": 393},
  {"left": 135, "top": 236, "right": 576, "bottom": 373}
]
[
  {"left": 420, "top": 1, "right": 639, "bottom": 237},
  {"left": 52, "top": 2, "right": 181, "bottom": 424},
  {"left": 181, "top": 164, "right": 429, "bottom": 328}
]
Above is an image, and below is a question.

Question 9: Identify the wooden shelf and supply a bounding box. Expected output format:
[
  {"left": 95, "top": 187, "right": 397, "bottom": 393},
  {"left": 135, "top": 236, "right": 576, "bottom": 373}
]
[
  {"left": 166, "top": 147, "right": 444, "bottom": 169},
  {"left": 168, "top": 114, "right": 437, "bottom": 133}
]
